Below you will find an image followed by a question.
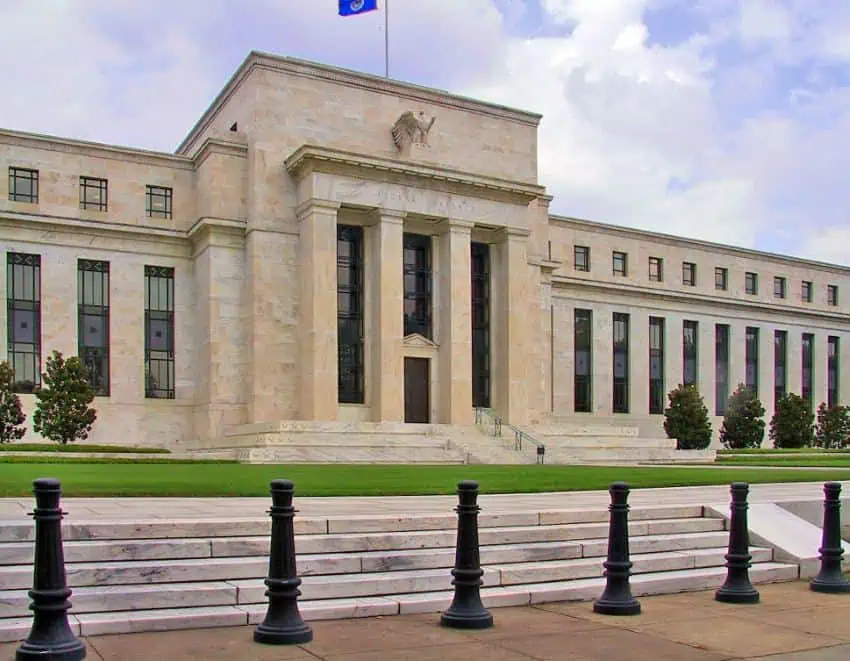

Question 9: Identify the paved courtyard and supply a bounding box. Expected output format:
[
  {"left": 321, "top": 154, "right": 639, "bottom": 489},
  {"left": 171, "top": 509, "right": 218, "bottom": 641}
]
[{"left": 2, "top": 581, "right": 848, "bottom": 660}]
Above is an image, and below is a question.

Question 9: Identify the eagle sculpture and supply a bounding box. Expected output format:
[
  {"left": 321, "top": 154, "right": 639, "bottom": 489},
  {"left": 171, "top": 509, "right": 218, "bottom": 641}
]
[{"left": 392, "top": 111, "right": 436, "bottom": 150}]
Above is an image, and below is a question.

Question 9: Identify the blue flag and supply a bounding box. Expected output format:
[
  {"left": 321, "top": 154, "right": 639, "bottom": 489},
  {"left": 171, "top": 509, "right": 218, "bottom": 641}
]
[{"left": 339, "top": 0, "right": 378, "bottom": 16}]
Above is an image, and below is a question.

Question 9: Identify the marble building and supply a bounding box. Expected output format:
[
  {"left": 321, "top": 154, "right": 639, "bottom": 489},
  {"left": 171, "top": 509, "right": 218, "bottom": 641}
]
[{"left": 1, "top": 50, "right": 848, "bottom": 450}]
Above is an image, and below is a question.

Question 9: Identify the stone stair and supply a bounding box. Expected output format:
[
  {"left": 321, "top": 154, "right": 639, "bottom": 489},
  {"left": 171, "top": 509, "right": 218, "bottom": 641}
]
[{"left": 0, "top": 504, "right": 798, "bottom": 641}]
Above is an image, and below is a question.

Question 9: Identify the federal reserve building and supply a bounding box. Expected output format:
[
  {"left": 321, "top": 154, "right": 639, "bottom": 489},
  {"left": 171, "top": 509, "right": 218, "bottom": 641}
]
[{"left": 1, "top": 51, "right": 848, "bottom": 462}]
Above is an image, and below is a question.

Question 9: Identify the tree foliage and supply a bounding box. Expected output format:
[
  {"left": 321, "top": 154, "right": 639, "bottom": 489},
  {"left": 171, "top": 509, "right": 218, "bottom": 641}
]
[
  {"left": 33, "top": 350, "right": 97, "bottom": 445},
  {"left": 720, "top": 383, "right": 766, "bottom": 449},
  {"left": 0, "top": 361, "right": 26, "bottom": 444},
  {"left": 664, "top": 384, "right": 712, "bottom": 450},
  {"left": 815, "top": 402, "right": 850, "bottom": 449},
  {"left": 769, "top": 393, "right": 814, "bottom": 449}
]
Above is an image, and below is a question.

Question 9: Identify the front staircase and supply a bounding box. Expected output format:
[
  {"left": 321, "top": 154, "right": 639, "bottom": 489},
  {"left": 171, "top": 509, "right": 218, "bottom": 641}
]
[{"left": 0, "top": 503, "right": 797, "bottom": 640}]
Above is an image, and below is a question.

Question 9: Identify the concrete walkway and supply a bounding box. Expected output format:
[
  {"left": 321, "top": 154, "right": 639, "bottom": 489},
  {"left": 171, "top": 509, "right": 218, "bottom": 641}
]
[
  {"left": 1, "top": 480, "right": 846, "bottom": 521},
  {"left": 4, "top": 582, "right": 848, "bottom": 660}
]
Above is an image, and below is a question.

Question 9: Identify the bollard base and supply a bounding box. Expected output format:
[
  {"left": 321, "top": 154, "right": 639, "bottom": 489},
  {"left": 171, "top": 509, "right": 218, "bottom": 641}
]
[
  {"left": 715, "top": 584, "right": 760, "bottom": 604},
  {"left": 253, "top": 621, "right": 313, "bottom": 646},
  {"left": 440, "top": 608, "right": 494, "bottom": 630},
  {"left": 16, "top": 637, "right": 87, "bottom": 661},
  {"left": 810, "top": 574, "right": 850, "bottom": 594},
  {"left": 593, "top": 597, "right": 641, "bottom": 616}
]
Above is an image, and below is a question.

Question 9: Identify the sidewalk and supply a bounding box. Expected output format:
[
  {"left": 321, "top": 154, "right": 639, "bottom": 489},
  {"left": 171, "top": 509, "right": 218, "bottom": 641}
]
[{"left": 4, "top": 581, "right": 848, "bottom": 660}]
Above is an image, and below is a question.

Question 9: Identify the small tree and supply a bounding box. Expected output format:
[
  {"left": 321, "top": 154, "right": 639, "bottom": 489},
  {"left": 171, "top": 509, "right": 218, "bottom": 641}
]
[
  {"left": 815, "top": 402, "right": 850, "bottom": 449},
  {"left": 664, "top": 384, "right": 712, "bottom": 450},
  {"left": 720, "top": 383, "right": 766, "bottom": 449},
  {"left": 770, "top": 393, "right": 814, "bottom": 449},
  {"left": 0, "top": 361, "right": 26, "bottom": 444},
  {"left": 33, "top": 350, "right": 97, "bottom": 445}
]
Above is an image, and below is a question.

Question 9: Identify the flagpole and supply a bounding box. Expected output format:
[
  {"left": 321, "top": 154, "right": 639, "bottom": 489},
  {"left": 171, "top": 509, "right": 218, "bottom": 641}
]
[{"left": 384, "top": 0, "right": 389, "bottom": 78}]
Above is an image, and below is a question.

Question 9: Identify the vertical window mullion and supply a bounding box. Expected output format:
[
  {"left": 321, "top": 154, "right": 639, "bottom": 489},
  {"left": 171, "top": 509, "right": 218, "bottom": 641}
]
[{"left": 6, "top": 253, "right": 41, "bottom": 392}]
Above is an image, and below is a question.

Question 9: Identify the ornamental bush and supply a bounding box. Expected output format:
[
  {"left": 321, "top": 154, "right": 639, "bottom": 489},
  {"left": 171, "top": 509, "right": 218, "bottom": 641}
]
[
  {"left": 769, "top": 393, "right": 814, "bottom": 449},
  {"left": 720, "top": 383, "right": 766, "bottom": 449},
  {"left": 0, "top": 361, "right": 26, "bottom": 444},
  {"left": 33, "top": 350, "right": 97, "bottom": 445},
  {"left": 815, "top": 402, "right": 850, "bottom": 449},
  {"left": 663, "top": 384, "right": 712, "bottom": 450}
]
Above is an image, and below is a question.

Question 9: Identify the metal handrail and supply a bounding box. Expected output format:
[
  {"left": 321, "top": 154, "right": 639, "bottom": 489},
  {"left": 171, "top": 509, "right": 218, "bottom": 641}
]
[{"left": 474, "top": 407, "right": 545, "bottom": 464}]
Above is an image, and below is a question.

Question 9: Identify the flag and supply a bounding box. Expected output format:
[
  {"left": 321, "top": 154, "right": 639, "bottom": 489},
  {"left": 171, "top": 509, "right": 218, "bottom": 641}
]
[{"left": 338, "top": 0, "right": 378, "bottom": 16}]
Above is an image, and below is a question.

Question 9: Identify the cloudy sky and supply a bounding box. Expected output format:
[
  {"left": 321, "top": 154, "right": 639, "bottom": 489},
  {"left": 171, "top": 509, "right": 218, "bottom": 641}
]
[{"left": 2, "top": 0, "right": 849, "bottom": 264}]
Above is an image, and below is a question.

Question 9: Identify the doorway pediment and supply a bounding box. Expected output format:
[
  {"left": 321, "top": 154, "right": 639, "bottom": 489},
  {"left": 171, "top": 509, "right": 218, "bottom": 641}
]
[{"left": 403, "top": 333, "right": 438, "bottom": 349}]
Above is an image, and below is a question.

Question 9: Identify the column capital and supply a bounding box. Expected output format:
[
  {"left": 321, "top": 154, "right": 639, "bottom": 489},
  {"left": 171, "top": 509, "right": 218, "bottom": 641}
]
[
  {"left": 374, "top": 208, "right": 407, "bottom": 225},
  {"left": 295, "top": 199, "right": 341, "bottom": 222},
  {"left": 500, "top": 226, "right": 531, "bottom": 240},
  {"left": 437, "top": 218, "right": 474, "bottom": 234}
]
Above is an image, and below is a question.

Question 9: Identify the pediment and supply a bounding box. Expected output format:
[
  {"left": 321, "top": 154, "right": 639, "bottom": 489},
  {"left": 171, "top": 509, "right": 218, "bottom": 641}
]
[{"left": 403, "top": 333, "right": 438, "bottom": 349}]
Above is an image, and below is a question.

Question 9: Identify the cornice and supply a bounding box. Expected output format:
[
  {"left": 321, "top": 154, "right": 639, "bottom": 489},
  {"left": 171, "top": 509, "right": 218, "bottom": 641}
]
[
  {"left": 0, "top": 128, "right": 193, "bottom": 170},
  {"left": 285, "top": 144, "right": 544, "bottom": 204},
  {"left": 295, "top": 198, "right": 342, "bottom": 222},
  {"left": 552, "top": 274, "right": 850, "bottom": 324},
  {"left": 186, "top": 216, "right": 247, "bottom": 240},
  {"left": 192, "top": 137, "right": 249, "bottom": 168}
]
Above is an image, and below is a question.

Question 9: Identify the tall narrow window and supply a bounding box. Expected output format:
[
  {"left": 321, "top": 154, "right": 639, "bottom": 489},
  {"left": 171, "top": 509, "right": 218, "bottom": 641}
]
[
  {"left": 802, "top": 333, "right": 814, "bottom": 408},
  {"left": 79, "top": 176, "right": 108, "bottom": 211},
  {"left": 683, "top": 320, "right": 698, "bottom": 387},
  {"left": 146, "top": 185, "right": 173, "bottom": 219},
  {"left": 774, "top": 330, "right": 787, "bottom": 407},
  {"left": 745, "top": 272, "right": 758, "bottom": 295},
  {"left": 828, "top": 285, "right": 839, "bottom": 307},
  {"left": 828, "top": 336, "right": 840, "bottom": 408},
  {"left": 574, "top": 246, "right": 590, "bottom": 272},
  {"left": 6, "top": 253, "right": 41, "bottom": 393},
  {"left": 649, "top": 317, "right": 665, "bottom": 414},
  {"left": 78, "top": 260, "right": 110, "bottom": 396},
  {"left": 774, "top": 277, "right": 786, "bottom": 299},
  {"left": 649, "top": 257, "right": 663, "bottom": 282},
  {"left": 574, "top": 309, "right": 593, "bottom": 412},
  {"left": 612, "top": 251, "right": 627, "bottom": 277},
  {"left": 471, "top": 242, "right": 491, "bottom": 408},
  {"left": 715, "top": 267, "right": 728, "bottom": 291},
  {"left": 802, "top": 281, "right": 813, "bottom": 303},
  {"left": 337, "top": 226, "right": 364, "bottom": 404},
  {"left": 716, "top": 324, "right": 730, "bottom": 415},
  {"left": 613, "top": 312, "right": 630, "bottom": 413},
  {"left": 746, "top": 327, "right": 759, "bottom": 397},
  {"left": 8, "top": 167, "right": 38, "bottom": 203},
  {"left": 144, "top": 265, "right": 175, "bottom": 399},
  {"left": 403, "top": 233, "right": 432, "bottom": 338},
  {"left": 682, "top": 262, "right": 696, "bottom": 286}
]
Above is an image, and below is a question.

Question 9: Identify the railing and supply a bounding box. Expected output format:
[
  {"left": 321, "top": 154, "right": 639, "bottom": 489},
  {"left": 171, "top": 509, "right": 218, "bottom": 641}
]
[{"left": 474, "top": 407, "right": 546, "bottom": 464}]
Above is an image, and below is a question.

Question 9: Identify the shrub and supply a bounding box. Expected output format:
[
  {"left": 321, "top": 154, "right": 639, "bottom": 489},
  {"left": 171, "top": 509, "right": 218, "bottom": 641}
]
[
  {"left": 0, "top": 361, "right": 26, "bottom": 444},
  {"left": 815, "top": 402, "right": 850, "bottom": 449},
  {"left": 664, "top": 384, "right": 712, "bottom": 450},
  {"left": 33, "top": 350, "right": 97, "bottom": 445},
  {"left": 770, "top": 393, "right": 814, "bottom": 448},
  {"left": 720, "top": 383, "right": 766, "bottom": 449}
]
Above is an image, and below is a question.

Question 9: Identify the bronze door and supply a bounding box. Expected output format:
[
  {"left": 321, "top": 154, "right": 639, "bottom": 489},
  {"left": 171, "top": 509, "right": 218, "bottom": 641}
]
[{"left": 404, "top": 357, "right": 430, "bottom": 423}]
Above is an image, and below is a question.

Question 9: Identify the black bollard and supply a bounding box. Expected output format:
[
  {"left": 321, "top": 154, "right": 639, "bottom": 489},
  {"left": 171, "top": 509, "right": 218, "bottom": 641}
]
[
  {"left": 715, "top": 482, "right": 759, "bottom": 604},
  {"left": 810, "top": 481, "right": 850, "bottom": 593},
  {"left": 593, "top": 482, "right": 641, "bottom": 615},
  {"left": 253, "top": 480, "right": 313, "bottom": 645},
  {"left": 440, "top": 480, "right": 494, "bottom": 629},
  {"left": 16, "top": 478, "right": 86, "bottom": 661}
]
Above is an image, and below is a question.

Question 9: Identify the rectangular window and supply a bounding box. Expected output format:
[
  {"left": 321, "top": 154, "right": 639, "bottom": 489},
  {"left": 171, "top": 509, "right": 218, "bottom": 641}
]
[
  {"left": 802, "top": 281, "right": 813, "bottom": 303},
  {"left": 828, "top": 336, "right": 840, "bottom": 408},
  {"left": 683, "top": 262, "right": 696, "bottom": 287},
  {"left": 683, "top": 320, "right": 698, "bottom": 387},
  {"left": 471, "top": 242, "right": 491, "bottom": 408},
  {"left": 80, "top": 176, "right": 108, "bottom": 211},
  {"left": 774, "top": 330, "right": 787, "bottom": 407},
  {"left": 337, "top": 226, "right": 364, "bottom": 404},
  {"left": 8, "top": 167, "right": 38, "bottom": 203},
  {"left": 828, "top": 285, "right": 839, "bottom": 307},
  {"left": 746, "top": 327, "right": 759, "bottom": 397},
  {"left": 146, "top": 185, "right": 173, "bottom": 219},
  {"left": 574, "top": 245, "right": 590, "bottom": 272},
  {"left": 649, "top": 317, "right": 665, "bottom": 414},
  {"left": 403, "top": 233, "right": 432, "bottom": 338},
  {"left": 649, "top": 257, "right": 663, "bottom": 282},
  {"left": 144, "top": 265, "right": 175, "bottom": 399},
  {"left": 612, "top": 251, "right": 627, "bottom": 277},
  {"left": 715, "top": 324, "right": 730, "bottom": 415},
  {"left": 78, "top": 260, "right": 110, "bottom": 396},
  {"left": 745, "top": 272, "right": 758, "bottom": 295},
  {"left": 774, "top": 276, "right": 786, "bottom": 299},
  {"left": 613, "top": 312, "right": 630, "bottom": 413},
  {"left": 802, "top": 333, "right": 814, "bottom": 408},
  {"left": 6, "top": 252, "right": 41, "bottom": 393},
  {"left": 574, "top": 309, "right": 593, "bottom": 412},
  {"left": 715, "top": 267, "right": 728, "bottom": 291}
]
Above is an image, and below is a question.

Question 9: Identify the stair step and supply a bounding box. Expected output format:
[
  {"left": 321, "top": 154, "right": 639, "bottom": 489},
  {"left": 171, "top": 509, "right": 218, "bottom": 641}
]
[
  {"left": 0, "top": 562, "right": 797, "bottom": 640},
  {"left": 236, "top": 446, "right": 467, "bottom": 464}
]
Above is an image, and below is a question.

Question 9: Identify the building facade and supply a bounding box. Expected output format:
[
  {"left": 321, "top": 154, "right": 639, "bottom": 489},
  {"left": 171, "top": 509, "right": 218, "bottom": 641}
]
[{"left": 1, "top": 51, "right": 848, "bottom": 448}]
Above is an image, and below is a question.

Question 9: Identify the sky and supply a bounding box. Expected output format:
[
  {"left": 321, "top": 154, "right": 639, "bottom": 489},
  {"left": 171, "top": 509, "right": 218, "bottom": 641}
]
[{"left": 2, "top": 0, "right": 849, "bottom": 265}]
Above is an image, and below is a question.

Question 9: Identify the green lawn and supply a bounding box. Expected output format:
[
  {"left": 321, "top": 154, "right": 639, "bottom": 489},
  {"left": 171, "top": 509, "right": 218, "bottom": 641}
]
[
  {"left": 716, "top": 454, "right": 850, "bottom": 468},
  {"left": 717, "top": 448, "right": 850, "bottom": 455},
  {"left": 0, "top": 443, "right": 170, "bottom": 454},
  {"left": 2, "top": 462, "right": 850, "bottom": 498}
]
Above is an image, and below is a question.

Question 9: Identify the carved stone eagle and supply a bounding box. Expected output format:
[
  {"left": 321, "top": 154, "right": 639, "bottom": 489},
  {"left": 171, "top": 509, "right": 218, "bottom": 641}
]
[{"left": 392, "top": 110, "right": 436, "bottom": 150}]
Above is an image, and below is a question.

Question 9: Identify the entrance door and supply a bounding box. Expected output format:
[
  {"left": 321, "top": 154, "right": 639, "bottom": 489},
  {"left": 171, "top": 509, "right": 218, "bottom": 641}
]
[{"left": 404, "top": 357, "right": 430, "bottom": 423}]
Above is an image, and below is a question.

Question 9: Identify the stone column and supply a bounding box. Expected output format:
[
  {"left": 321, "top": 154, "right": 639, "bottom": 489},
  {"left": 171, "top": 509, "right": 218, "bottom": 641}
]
[
  {"left": 551, "top": 300, "right": 574, "bottom": 416},
  {"left": 630, "top": 308, "right": 649, "bottom": 417},
  {"left": 593, "top": 303, "right": 613, "bottom": 416},
  {"left": 788, "top": 328, "right": 803, "bottom": 397},
  {"left": 729, "top": 320, "right": 748, "bottom": 394},
  {"left": 840, "top": 332, "right": 850, "bottom": 407},
  {"left": 698, "top": 319, "right": 716, "bottom": 418},
  {"left": 296, "top": 200, "right": 339, "bottom": 421},
  {"left": 438, "top": 220, "right": 473, "bottom": 424},
  {"left": 815, "top": 331, "right": 831, "bottom": 411},
  {"left": 759, "top": 325, "right": 776, "bottom": 446},
  {"left": 370, "top": 210, "right": 405, "bottom": 421},
  {"left": 664, "top": 312, "right": 684, "bottom": 398}
]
